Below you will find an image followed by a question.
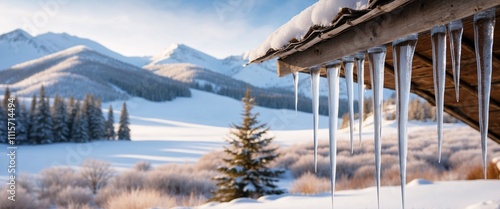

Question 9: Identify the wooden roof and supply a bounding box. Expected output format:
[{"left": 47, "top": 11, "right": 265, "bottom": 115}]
[{"left": 250, "top": 0, "right": 500, "bottom": 144}]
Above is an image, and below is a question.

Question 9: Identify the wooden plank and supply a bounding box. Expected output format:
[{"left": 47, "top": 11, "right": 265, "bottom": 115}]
[{"left": 277, "top": 0, "right": 500, "bottom": 77}]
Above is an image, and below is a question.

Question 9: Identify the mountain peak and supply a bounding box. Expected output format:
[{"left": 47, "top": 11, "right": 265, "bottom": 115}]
[{"left": 0, "top": 29, "right": 33, "bottom": 41}]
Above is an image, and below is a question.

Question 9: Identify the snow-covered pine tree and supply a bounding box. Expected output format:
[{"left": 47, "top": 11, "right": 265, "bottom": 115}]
[
  {"left": 105, "top": 105, "right": 115, "bottom": 140},
  {"left": 2, "top": 86, "right": 11, "bottom": 109},
  {"left": 211, "top": 88, "right": 284, "bottom": 202},
  {"left": 0, "top": 105, "right": 6, "bottom": 144},
  {"left": 117, "top": 102, "right": 130, "bottom": 140},
  {"left": 92, "top": 97, "right": 106, "bottom": 140},
  {"left": 82, "top": 94, "right": 94, "bottom": 140},
  {"left": 27, "top": 94, "right": 37, "bottom": 144},
  {"left": 13, "top": 97, "right": 28, "bottom": 145},
  {"left": 67, "top": 97, "right": 77, "bottom": 139},
  {"left": 33, "top": 86, "right": 54, "bottom": 144},
  {"left": 72, "top": 101, "right": 90, "bottom": 143},
  {"left": 52, "top": 95, "right": 69, "bottom": 143}
]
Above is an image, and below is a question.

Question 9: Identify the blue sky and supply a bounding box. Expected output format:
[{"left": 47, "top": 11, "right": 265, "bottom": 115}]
[{"left": 0, "top": 0, "right": 316, "bottom": 58}]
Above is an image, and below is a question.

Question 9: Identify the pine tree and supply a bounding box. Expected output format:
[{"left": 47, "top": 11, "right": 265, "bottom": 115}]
[
  {"left": 211, "top": 88, "right": 284, "bottom": 202},
  {"left": 117, "top": 102, "right": 130, "bottom": 140},
  {"left": 14, "top": 97, "right": 28, "bottom": 145},
  {"left": 92, "top": 97, "right": 106, "bottom": 140},
  {"left": 0, "top": 105, "right": 6, "bottom": 144},
  {"left": 2, "top": 87, "right": 11, "bottom": 109},
  {"left": 32, "top": 86, "right": 54, "bottom": 144},
  {"left": 105, "top": 105, "right": 115, "bottom": 140},
  {"left": 52, "top": 96, "right": 69, "bottom": 143},
  {"left": 0, "top": 87, "right": 10, "bottom": 144},
  {"left": 67, "top": 97, "right": 77, "bottom": 139},
  {"left": 72, "top": 102, "right": 90, "bottom": 143},
  {"left": 27, "top": 94, "right": 37, "bottom": 144}
]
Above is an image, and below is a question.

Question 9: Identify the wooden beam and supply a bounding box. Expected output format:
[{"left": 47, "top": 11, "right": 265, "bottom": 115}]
[{"left": 277, "top": 0, "right": 500, "bottom": 77}]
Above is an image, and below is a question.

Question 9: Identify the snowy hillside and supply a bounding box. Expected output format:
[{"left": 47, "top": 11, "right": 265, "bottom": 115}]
[
  {"left": 146, "top": 43, "right": 337, "bottom": 98},
  {"left": 0, "top": 46, "right": 190, "bottom": 101},
  {"left": 0, "top": 29, "right": 148, "bottom": 70}
]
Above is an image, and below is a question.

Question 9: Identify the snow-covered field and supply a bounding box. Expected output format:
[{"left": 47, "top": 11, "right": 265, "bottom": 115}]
[{"left": 1, "top": 89, "right": 499, "bottom": 208}]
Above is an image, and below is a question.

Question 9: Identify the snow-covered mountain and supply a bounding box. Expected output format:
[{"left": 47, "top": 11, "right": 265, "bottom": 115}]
[
  {"left": 147, "top": 43, "right": 338, "bottom": 98},
  {"left": 0, "top": 45, "right": 189, "bottom": 101},
  {"left": 0, "top": 29, "right": 148, "bottom": 70}
]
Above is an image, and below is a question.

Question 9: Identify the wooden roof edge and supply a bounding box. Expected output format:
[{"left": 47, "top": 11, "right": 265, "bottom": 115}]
[
  {"left": 276, "top": 0, "right": 500, "bottom": 77},
  {"left": 248, "top": 0, "right": 399, "bottom": 65}
]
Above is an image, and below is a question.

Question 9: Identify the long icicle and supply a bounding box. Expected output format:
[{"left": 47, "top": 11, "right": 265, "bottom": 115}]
[
  {"left": 392, "top": 34, "right": 418, "bottom": 209},
  {"left": 310, "top": 66, "right": 321, "bottom": 173},
  {"left": 326, "top": 60, "right": 341, "bottom": 208},
  {"left": 431, "top": 25, "right": 447, "bottom": 163},
  {"left": 343, "top": 56, "right": 355, "bottom": 153},
  {"left": 293, "top": 71, "right": 299, "bottom": 113},
  {"left": 474, "top": 8, "right": 495, "bottom": 179},
  {"left": 368, "top": 46, "right": 386, "bottom": 209},
  {"left": 355, "top": 52, "right": 366, "bottom": 146},
  {"left": 449, "top": 20, "right": 463, "bottom": 102}
]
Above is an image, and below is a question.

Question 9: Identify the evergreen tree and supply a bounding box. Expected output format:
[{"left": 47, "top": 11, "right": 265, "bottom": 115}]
[
  {"left": 67, "top": 97, "right": 77, "bottom": 139},
  {"left": 0, "top": 87, "right": 11, "bottom": 144},
  {"left": 105, "top": 105, "right": 115, "bottom": 140},
  {"left": 72, "top": 101, "right": 90, "bottom": 143},
  {"left": 91, "top": 97, "right": 106, "bottom": 140},
  {"left": 117, "top": 102, "right": 130, "bottom": 140},
  {"left": 211, "top": 88, "right": 284, "bottom": 202},
  {"left": 14, "top": 97, "right": 28, "bottom": 145},
  {"left": 27, "top": 94, "right": 37, "bottom": 144},
  {"left": 2, "top": 87, "right": 11, "bottom": 109},
  {"left": 32, "top": 86, "right": 54, "bottom": 144},
  {"left": 52, "top": 96, "right": 69, "bottom": 143},
  {"left": 0, "top": 105, "right": 6, "bottom": 144}
]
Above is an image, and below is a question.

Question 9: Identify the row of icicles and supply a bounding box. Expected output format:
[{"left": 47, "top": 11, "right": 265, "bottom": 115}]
[{"left": 290, "top": 8, "right": 496, "bottom": 209}]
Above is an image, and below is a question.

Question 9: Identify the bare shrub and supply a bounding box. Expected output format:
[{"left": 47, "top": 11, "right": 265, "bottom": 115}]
[
  {"left": 288, "top": 155, "right": 330, "bottom": 178},
  {"left": 133, "top": 161, "right": 152, "bottom": 172},
  {"left": 289, "top": 172, "right": 330, "bottom": 194},
  {"left": 104, "top": 189, "right": 177, "bottom": 209},
  {"left": 80, "top": 159, "right": 115, "bottom": 194},
  {"left": 466, "top": 162, "right": 500, "bottom": 180},
  {"left": 56, "top": 186, "right": 93, "bottom": 208},
  {"left": 145, "top": 166, "right": 215, "bottom": 197},
  {"left": 95, "top": 171, "right": 146, "bottom": 207},
  {"left": 0, "top": 186, "right": 49, "bottom": 209},
  {"left": 269, "top": 151, "right": 300, "bottom": 169},
  {"left": 195, "top": 150, "right": 226, "bottom": 171},
  {"left": 37, "top": 166, "right": 86, "bottom": 204}
]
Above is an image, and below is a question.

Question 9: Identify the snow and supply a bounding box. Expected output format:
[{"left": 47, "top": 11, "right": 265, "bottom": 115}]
[
  {"left": 0, "top": 89, "right": 498, "bottom": 209},
  {"left": 195, "top": 180, "right": 500, "bottom": 209},
  {"left": 249, "top": 0, "right": 369, "bottom": 61}
]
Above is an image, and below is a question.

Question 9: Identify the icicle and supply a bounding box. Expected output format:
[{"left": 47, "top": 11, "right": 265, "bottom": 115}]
[
  {"left": 343, "top": 55, "right": 355, "bottom": 153},
  {"left": 310, "top": 66, "right": 321, "bottom": 173},
  {"left": 355, "top": 52, "right": 366, "bottom": 146},
  {"left": 431, "top": 25, "right": 447, "bottom": 163},
  {"left": 474, "top": 8, "right": 495, "bottom": 179},
  {"left": 392, "top": 34, "right": 418, "bottom": 209},
  {"left": 293, "top": 71, "right": 299, "bottom": 114},
  {"left": 368, "top": 46, "right": 386, "bottom": 209},
  {"left": 326, "top": 60, "right": 341, "bottom": 208},
  {"left": 449, "top": 20, "right": 463, "bottom": 102}
]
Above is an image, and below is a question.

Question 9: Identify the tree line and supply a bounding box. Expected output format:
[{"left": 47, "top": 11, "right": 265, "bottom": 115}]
[{"left": 0, "top": 86, "right": 131, "bottom": 145}]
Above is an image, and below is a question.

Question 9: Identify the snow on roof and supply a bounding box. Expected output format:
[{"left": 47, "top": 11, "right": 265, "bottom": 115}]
[{"left": 249, "top": 0, "right": 369, "bottom": 62}]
